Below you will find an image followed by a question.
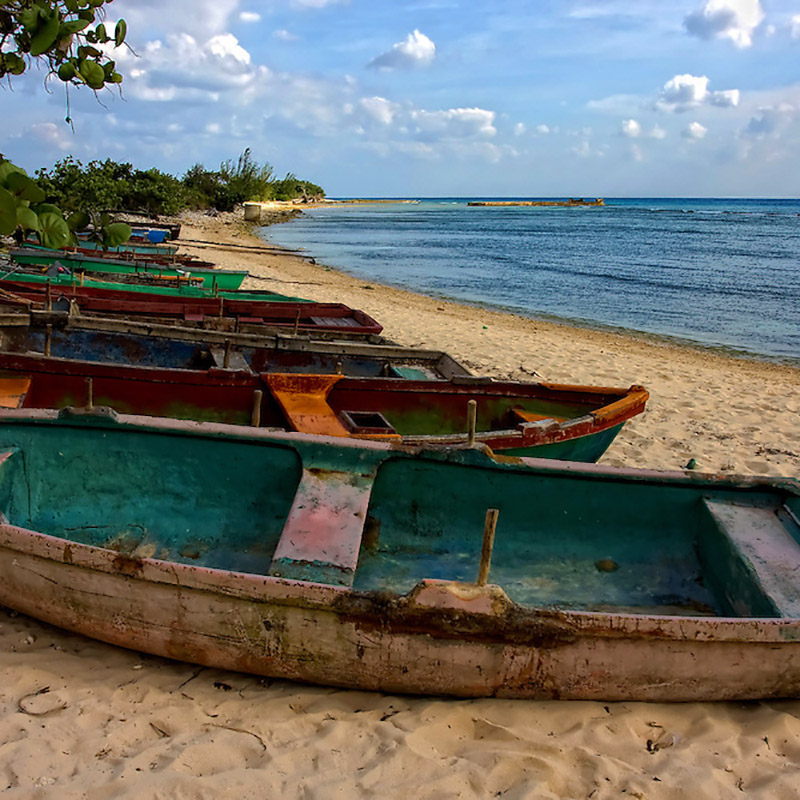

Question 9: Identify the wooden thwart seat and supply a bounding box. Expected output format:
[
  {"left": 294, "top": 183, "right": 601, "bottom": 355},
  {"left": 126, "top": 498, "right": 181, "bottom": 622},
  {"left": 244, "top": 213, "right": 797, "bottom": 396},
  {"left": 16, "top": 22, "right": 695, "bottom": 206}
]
[
  {"left": 0, "top": 377, "right": 31, "bottom": 409},
  {"left": 265, "top": 373, "right": 351, "bottom": 437},
  {"left": 268, "top": 466, "right": 376, "bottom": 586},
  {"left": 702, "top": 498, "right": 800, "bottom": 618},
  {"left": 511, "top": 407, "right": 565, "bottom": 425}
]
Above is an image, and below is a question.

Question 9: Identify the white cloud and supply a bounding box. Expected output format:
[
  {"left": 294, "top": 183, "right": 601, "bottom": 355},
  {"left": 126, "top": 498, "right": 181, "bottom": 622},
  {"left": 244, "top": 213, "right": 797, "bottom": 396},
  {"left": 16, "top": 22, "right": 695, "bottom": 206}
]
[
  {"left": 709, "top": 89, "right": 740, "bottom": 107},
  {"left": 571, "top": 141, "right": 591, "bottom": 158},
  {"left": 684, "top": 0, "right": 764, "bottom": 48},
  {"left": 409, "top": 107, "right": 496, "bottom": 140},
  {"left": 790, "top": 15, "right": 800, "bottom": 38},
  {"left": 117, "top": 32, "right": 267, "bottom": 103},
  {"left": 514, "top": 122, "right": 526, "bottom": 136},
  {"left": 368, "top": 30, "right": 436, "bottom": 71},
  {"left": 359, "top": 96, "right": 398, "bottom": 126},
  {"left": 621, "top": 118, "right": 641, "bottom": 137},
  {"left": 273, "top": 29, "right": 298, "bottom": 41},
  {"left": 631, "top": 144, "right": 644, "bottom": 162},
  {"left": 114, "top": 0, "right": 240, "bottom": 40},
  {"left": 535, "top": 124, "right": 552, "bottom": 134},
  {"left": 656, "top": 74, "right": 739, "bottom": 112},
  {"left": 650, "top": 125, "right": 667, "bottom": 139},
  {"left": 683, "top": 121, "right": 708, "bottom": 139},
  {"left": 30, "top": 122, "right": 71, "bottom": 150},
  {"left": 743, "top": 104, "right": 799, "bottom": 137},
  {"left": 292, "top": 0, "right": 348, "bottom": 6},
  {"left": 239, "top": 11, "right": 261, "bottom": 22}
]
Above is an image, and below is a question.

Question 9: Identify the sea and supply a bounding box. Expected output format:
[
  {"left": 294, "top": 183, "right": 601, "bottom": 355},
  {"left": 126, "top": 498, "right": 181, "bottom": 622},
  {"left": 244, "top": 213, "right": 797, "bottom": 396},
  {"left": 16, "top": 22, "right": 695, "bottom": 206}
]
[{"left": 260, "top": 198, "right": 800, "bottom": 364}]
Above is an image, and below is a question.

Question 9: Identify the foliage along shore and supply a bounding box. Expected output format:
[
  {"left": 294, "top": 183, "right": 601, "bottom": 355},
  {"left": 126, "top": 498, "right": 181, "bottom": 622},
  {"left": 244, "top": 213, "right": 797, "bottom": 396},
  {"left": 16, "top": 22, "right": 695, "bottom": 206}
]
[{"left": 34, "top": 148, "right": 324, "bottom": 221}]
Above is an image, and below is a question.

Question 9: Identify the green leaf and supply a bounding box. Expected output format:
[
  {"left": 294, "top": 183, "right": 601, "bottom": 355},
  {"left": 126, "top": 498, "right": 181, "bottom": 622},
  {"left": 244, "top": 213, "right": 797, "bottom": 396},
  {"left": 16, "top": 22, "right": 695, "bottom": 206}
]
[
  {"left": 30, "top": 13, "right": 62, "bottom": 57},
  {"left": 79, "top": 59, "right": 105, "bottom": 89},
  {"left": 101, "top": 221, "right": 131, "bottom": 248},
  {"left": 66, "top": 210, "right": 90, "bottom": 231},
  {"left": 32, "top": 203, "right": 62, "bottom": 216},
  {"left": 0, "top": 160, "right": 27, "bottom": 188},
  {"left": 16, "top": 205, "right": 40, "bottom": 232},
  {"left": 19, "top": 8, "right": 42, "bottom": 30},
  {"left": 57, "top": 61, "right": 77, "bottom": 81},
  {"left": 37, "top": 212, "right": 72, "bottom": 249},
  {"left": 6, "top": 172, "right": 46, "bottom": 204},
  {"left": 0, "top": 186, "right": 18, "bottom": 236},
  {"left": 60, "top": 18, "right": 91, "bottom": 35},
  {"left": 2, "top": 53, "right": 26, "bottom": 76},
  {"left": 114, "top": 19, "right": 127, "bottom": 47},
  {"left": 94, "top": 23, "right": 107, "bottom": 41}
]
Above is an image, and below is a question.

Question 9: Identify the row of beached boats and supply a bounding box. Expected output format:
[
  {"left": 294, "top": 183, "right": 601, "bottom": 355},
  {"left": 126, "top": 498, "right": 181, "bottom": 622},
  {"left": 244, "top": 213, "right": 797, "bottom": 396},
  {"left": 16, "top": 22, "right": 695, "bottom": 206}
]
[{"left": 0, "top": 230, "right": 797, "bottom": 701}]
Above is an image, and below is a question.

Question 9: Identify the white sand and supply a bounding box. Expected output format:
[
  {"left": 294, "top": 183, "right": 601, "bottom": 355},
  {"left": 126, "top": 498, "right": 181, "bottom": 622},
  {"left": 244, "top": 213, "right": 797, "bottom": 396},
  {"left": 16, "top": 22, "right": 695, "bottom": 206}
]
[{"left": 1, "top": 210, "right": 799, "bottom": 798}]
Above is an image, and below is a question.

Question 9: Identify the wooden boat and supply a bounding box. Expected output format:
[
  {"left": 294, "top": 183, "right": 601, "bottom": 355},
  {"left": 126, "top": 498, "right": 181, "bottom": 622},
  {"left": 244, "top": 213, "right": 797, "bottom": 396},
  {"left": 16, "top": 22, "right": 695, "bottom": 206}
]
[
  {"left": 31, "top": 238, "right": 180, "bottom": 257},
  {"left": 0, "top": 317, "right": 646, "bottom": 460},
  {"left": 0, "top": 281, "right": 383, "bottom": 338},
  {"left": 0, "top": 271, "right": 310, "bottom": 303},
  {"left": 0, "top": 407, "right": 798, "bottom": 701},
  {"left": 10, "top": 248, "right": 248, "bottom": 290},
  {"left": 27, "top": 242, "right": 210, "bottom": 268},
  {"left": 0, "top": 313, "right": 466, "bottom": 379},
  {"left": 126, "top": 221, "right": 182, "bottom": 241}
]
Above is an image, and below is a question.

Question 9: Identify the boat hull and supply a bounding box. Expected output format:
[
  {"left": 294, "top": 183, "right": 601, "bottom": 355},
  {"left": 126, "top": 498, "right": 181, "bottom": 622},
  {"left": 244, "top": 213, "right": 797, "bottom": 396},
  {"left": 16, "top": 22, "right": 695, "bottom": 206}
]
[
  {"left": 0, "top": 319, "right": 646, "bottom": 459},
  {"left": 2, "top": 532, "right": 800, "bottom": 701},
  {"left": 0, "top": 410, "right": 797, "bottom": 701},
  {"left": 0, "top": 281, "right": 383, "bottom": 338},
  {"left": 10, "top": 249, "right": 247, "bottom": 290}
]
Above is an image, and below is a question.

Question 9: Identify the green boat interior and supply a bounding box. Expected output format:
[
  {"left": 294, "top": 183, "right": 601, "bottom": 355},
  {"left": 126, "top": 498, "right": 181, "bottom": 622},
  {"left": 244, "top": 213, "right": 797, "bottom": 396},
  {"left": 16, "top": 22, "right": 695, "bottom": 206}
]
[{"left": 0, "top": 416, "right": 798, "bottom": 619}]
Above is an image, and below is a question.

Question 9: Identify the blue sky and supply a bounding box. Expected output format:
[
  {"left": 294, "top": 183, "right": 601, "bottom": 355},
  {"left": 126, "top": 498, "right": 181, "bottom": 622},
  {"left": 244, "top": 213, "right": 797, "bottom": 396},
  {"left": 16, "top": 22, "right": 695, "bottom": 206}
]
[{"left": 3, "top": 0, "right": 800, "bottom": 196}]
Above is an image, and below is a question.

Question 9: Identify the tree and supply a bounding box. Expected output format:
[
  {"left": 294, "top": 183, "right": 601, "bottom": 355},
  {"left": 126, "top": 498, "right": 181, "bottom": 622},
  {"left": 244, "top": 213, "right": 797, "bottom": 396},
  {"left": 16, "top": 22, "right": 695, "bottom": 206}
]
[
  {"left": 0, "top": 0, "right": 125, "bottom": 96},
  {"left": 0, "top": 0, "right": 130, "bottom": 248}
]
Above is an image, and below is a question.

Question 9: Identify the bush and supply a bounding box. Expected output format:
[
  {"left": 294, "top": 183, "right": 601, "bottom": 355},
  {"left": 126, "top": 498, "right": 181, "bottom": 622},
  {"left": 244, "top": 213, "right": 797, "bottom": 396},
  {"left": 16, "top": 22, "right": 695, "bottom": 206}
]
[{"left": 34, "top": 150, "right": 324, "bottom": 217}]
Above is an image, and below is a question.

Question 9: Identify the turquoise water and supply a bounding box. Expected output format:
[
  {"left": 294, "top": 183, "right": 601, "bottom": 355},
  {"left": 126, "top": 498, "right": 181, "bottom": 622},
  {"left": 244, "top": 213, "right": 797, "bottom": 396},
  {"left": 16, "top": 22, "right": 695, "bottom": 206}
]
[{"left": 261, "top": 198, "right": 800, "bottom": 363}]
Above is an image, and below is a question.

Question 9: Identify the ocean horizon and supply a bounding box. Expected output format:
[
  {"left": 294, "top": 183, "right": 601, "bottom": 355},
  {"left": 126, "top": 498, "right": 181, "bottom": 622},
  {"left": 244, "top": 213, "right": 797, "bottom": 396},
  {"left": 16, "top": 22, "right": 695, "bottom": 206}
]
[{"left": 262, "top": 197, "right": 800, "bottom": 365}]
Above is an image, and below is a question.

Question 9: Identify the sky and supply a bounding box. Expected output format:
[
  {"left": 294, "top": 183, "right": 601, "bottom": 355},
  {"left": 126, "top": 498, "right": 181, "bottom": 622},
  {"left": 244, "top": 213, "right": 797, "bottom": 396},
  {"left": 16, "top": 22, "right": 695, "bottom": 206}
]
[{"left": 3, "top": 0, "right": 800, "bottom": 197}]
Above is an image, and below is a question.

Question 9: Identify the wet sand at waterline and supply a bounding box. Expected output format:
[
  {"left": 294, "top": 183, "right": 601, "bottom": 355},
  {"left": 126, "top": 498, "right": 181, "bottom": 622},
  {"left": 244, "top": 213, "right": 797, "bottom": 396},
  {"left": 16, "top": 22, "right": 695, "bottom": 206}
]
[{"left": 1, "top": 209, "right": 799, "bottom": 798}]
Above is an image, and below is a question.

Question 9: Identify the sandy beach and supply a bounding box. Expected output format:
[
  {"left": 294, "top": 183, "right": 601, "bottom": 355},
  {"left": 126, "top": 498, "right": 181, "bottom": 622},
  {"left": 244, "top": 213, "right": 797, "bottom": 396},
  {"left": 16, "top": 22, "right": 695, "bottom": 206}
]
[{"left": 1, "top": 209, "right": 800, "bottom": 798}]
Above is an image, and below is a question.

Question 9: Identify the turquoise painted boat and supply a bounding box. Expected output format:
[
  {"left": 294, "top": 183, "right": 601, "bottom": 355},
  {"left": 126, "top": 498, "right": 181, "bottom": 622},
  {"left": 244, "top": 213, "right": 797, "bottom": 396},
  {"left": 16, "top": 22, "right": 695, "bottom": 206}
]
[
  {"left": 0, "top": 269, "right": 310, "bottom": 303},
  {"left": 10, "top": 248, "right": 248, "bottom": 290},
  {"left": 0, "top": 408, "right": 798, "bottom": 701},
  {"left": 33, "top": 239, "right": 179, "bottom": 257}
]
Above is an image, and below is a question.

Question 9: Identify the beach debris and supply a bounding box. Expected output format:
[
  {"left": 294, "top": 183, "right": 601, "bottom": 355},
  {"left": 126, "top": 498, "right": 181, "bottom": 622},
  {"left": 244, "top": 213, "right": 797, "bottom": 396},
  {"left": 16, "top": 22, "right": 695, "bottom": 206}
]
[
  {"left": 646, "top": 732, "right": 680, "bottom": 753},
  {"left": 17, "top": 686, "right": 68, "bottom": 717},
  {"left": 176, "top": 666, "right": 207, "bottom": 692},
  {"left": 149, "top": 721, "right": 170, "bottom": 739},
  {"left": 595, "top": 558, "right": 619, "bottom": 573},
  {"left": 209, "top": 723, "right": 267, "bottom": 751},
  {"left": 685, "top": 458, "right": 698, "bottom": 470},
  {"left": 214, "top": 680, "right": 233, "bottom": 691}
]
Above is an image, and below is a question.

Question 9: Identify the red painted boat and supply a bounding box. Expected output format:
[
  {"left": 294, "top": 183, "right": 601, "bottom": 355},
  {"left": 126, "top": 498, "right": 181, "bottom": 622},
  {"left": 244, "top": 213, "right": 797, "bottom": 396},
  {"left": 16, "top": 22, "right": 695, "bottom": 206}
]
[
  {"left": 0, "top": 318, "right": 648, "bottom": 461},
  {"left": 0, "top": 280, "right": 384, "bottom": 338}
]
